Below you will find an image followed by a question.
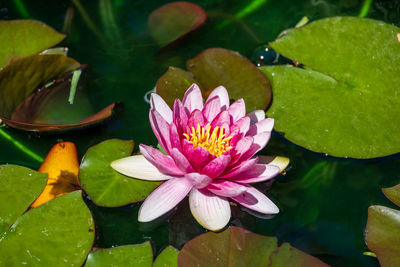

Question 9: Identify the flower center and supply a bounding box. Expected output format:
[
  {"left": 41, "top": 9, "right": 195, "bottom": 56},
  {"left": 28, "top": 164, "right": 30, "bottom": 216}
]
[{"left": 183, "top": 123, "right": 233, "bottom": 157}]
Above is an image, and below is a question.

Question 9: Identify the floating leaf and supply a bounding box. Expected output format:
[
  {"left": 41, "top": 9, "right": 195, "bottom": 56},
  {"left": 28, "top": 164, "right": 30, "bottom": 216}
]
[
  {"left": 0, "top": 165, "right": 47, "bottom": 230},
  {"left": 178, "top": 226, "right": 329, "bottom": 266},
  {"left": 382, "top": 184, "right": 400, "bottom": 207},
  {"left": 79, "top": 139, "right": 161, "bottom": 207},
  {"left": 85, "top": 242, "right": 153, "bottom": 267},
  {"left": 154, "top": 246, "right": 179, "bottom": 267},
  {"left": 1, "top": 61, "right": 118, "bottom": 132},
  {"left": 0, "top": 191, "right": 95, "bottom": 266},
  {"left": 148, "top": 2, "right": 206, "bottom": 47},
  {"left": 31, "top": 142, "right": 80, "bottom": 208},
  {"left": 365, "top": 205, "right": 400, "bottom": 267},
  {"left": 0, "top": 20, "right": 65, "bottom": 68},
  {"left": 187, "top": 48, "right": 271, "bottom": 112},
  {"left": 261, "top": 17, "right": 400, "bottom": 158}
]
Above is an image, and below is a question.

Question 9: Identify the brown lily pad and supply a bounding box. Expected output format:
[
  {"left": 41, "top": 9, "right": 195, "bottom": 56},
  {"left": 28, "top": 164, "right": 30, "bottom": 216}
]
[
  {"left": 148, "top": 1, "right": 207, "bottom": 47},
  {"left": 0, "top": 20, "right": 65, "bottom": 69}
]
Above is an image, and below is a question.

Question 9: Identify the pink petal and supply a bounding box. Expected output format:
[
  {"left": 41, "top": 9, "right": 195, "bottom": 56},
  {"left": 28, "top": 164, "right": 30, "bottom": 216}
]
[
  {"left": 241, "top": 131, "right": 271, "bottom": 161},
  {"left": 248, "top": 110, "right": 265, "bottom": 124},
  {"left": 182, "top": 84, "right": 203, "bottom": 112},
  {"left": 173, "top": 99, "right": 188, "bottom": 131},
  {"left": 150, "top": 93, "right": 172, "bottom": 123},
  {"left": 220, "top": 157, "right": 258, "bottom": 178},
  {"left": 169, "top": 122, "right": 182, "bottom": 151},
  {"left": 230, "top": 116, "right": 250, "bottom": 136},
  {"left": 185, "top": 173, "right": 211, "bottom": 189},
  {"left": 228, "top": 98, "right": 246, "bottom": 122},
  {"left": 207, "top": 181, "right": 247, "bottom": 197},
  {"left": 182, "top": 139, "right": 212, "bottom": 170},
  {"left": 150, "top": 109, "right": 172, "bottom": 154},
  {"left": 171, "top": 148, "right": 194, "bottom": 173},
  {"left": 111, "top": 155, "right": 172, "bottom": 181},
  {"left": 139, "top": 144, "right": 184, "bottom": 176},
  {"left": 201, "top": 154, "right": 231, "bottom": 178},
  {"left": 187, "top": 109, "right": 206, "bottom": 129},
  {"left": 231, "top": 185, "right": 279, "bottom": 214},
  {"left": 206, "top": 86, "right": 229, "bottom": 110},
  {"left": 231, "top": 164, "right": 280, "bottom": 183},
  {"left": 247, "top": 118, "right": 274, "bottom": 136},
  {"left": 189, "top": 188, "right": 231, "bottom": 231},
  {"left": 138, "top": 178, "right": 193, "bottom": 222},
  {"left": 203, "top": 96, "right": 221, "bottom": 122},
  {"left": 229, "top": 136, "right": 253, "bottom": 165},
  {"left": 211, "top": 110, "right": 231, "bottom": 130}
]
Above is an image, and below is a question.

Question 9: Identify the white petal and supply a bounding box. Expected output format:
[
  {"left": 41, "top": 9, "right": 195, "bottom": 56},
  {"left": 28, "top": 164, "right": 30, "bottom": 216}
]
[
  {"left": 189, "top": 188, "right": 231, "bottom": 231},
  {"left": 138, "top": 178, "right": 193, "bottom": 222},
  {"left": 232, "top": 185, "right": 279, "bottom": 214},
  {"left": 150, "top": 93, "right": 173, "bottom": 123},
  {"left": 111, "top": 155, "right": 172, "bottom": 181},
  {"left": 182, "top": 84, "right": 203, "bottom": 112},
  {"left": 206, "top": 86, "right": 229, "bottom": 110},
  {"left": 247, "top": 110, "right": 265, "bottom": 124}
]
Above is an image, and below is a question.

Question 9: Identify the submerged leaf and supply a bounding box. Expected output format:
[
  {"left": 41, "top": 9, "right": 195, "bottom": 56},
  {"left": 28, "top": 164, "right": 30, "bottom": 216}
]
[
  {"left": 85, "top": 242, "right": 153, "bottom": 267},
  {"left": 262, "top": 17, "right": 400, "bottom": 158},
  {"left": 0, "top": 20, "right": 65, "bottom": 68},
  {"left": 178, "top": 226, "right": 329, "bottom": 266},
  {"left": 0, "top": 165, "right": 47, "bottom": 230},
  {"left": 148, "top": 2, "right": 206, "bottom": 47},
  {"left": 31, "top": 142, "right": 80, "bottom": 208},
  {"left": 79, "top": 139, "right": 160, "bottom": 207},
  {"left": 0, "top": 191, "right": 94, "bottom": 266}
]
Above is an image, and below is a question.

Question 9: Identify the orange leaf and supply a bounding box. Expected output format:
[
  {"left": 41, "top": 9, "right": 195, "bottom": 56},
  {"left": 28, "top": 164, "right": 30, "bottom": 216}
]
[{"left": 31, "top": 142, "right": 80, "bottom": 208}]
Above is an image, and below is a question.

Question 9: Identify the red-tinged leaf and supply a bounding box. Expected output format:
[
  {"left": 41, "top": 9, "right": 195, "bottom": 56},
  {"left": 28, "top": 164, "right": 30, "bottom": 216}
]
[
  {"left": 148, "top": 1, "right": 206, "bottom": 47},
  {"left": 178, "top": 226, "right": 329, "bottom": 267},
  {"left": 382, "top": 184, "right": 400, "bottom": 207}
]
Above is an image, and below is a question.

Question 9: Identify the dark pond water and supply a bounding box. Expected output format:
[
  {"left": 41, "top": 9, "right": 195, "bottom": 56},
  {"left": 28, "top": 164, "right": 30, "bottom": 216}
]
[{"left": 1, "top": 0, "right": 400, "bottom": 266}]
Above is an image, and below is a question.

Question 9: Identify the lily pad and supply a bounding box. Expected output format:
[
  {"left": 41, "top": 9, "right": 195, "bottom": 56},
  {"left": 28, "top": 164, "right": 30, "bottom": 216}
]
[
  {"left": 178, "top": 226, "right": 329, "bottom": 266},
  {"left": 148, "top": 2, "right": 206, "bottom": 47},
  {"left": 261, "top": 17, "right": 400, "bottom": 158},
  {"left": 156, "top": 48, "right": 272, "bottom": 113},
  {"left": 0, "top": 57, "right": 117, "bottom": 132},
  {"left": 0, "top": 20, "right": 65, "bottom": 68},
  {"left": 153, "top": 246, "right": 179, "bottom": 267},
  {"left": 31, "top": 142, "right": 80, "bottom": 208},
  {"left": 85, "top": 242, "right": 153, "bottom": 267},
  {"left": 382, "top": 184, "right": 400, "bottom": 207},
  {"left": 0, "top": 191, "right": 95, "bottom": 266},
  {"left": 79, "top": 139, "right": 161, "bottom": 207},
  {"left": 187, "top": 48, "right": 272, "bottom": 113},
  {"left": 0, "top": 165, "right": 47, "bottom": 230}
]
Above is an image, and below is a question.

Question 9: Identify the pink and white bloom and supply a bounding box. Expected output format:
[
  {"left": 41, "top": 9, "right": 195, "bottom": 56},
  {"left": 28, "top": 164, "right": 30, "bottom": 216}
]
[{"left": 111, "top": 84, "right": 288, "bottom": 231}]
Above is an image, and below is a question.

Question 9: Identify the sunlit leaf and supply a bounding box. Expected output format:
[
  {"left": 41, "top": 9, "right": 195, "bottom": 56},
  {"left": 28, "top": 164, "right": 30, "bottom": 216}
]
[
  {"left": 0, "top": 191, "right": 94, "bottom": 266},
  {"left": 85, "top": 242, "right": 153, "bottom": 267},
  {"left": 187, "top": 48, "right": 271, "bottom": 112},
  {"left": 79, "top": 139, "right": 161, "bottom": 207},
  {"left": 153, "top": 246, "right": 179, "bottom": 267},
  {"left": 0, "top": 20, "right": 65, "bottom": 68},
  {"left": 0, "top": 165, "right": 47, "bottom": 230},
  {"left": 178, "top": 226, "right": 329, "bottom": 266},
  {"left": 148, "top": 2, "right": 206, "bottom": 47},
  {"left": 31, "top": 142, "right": 80, "bottom": 208},
  {"left": 262, "top": 17, "right": 400, "bottom": 158}
]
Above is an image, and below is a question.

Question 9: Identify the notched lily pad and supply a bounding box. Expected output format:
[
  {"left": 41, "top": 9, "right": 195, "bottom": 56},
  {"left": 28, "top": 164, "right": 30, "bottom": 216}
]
[
  {"left": 0, "top": 57, "right": 117, "bottom": 132},
  {"left": 156, "top": 48, "right": 272, "bottom": 113},
  {"left": 263, "top": 17, "right": 400, "bottom": 158},
  {"left": 148, "top": 1, "right": 206, "bottom": 47},
  {"left": 79, "top": 139, "right": 160, "bottom": 207},
  {"left": 178, "top": 226, "right": 329, "bottom": 266},
  {"left": 0, "top": 191, "right": 95, "bottom": 266},
  {"left": 0, "top": 20, "right": 65, "bottom": 68}
]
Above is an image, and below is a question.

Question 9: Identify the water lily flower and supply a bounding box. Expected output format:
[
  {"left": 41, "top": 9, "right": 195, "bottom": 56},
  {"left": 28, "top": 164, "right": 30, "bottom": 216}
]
[{"left": 111, "top": 84, "right": 288, "bottom": 231}]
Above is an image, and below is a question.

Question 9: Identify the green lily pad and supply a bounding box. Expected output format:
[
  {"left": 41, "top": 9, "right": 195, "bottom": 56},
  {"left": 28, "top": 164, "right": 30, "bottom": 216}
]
[
  {"left": 365, "top": 205, "right": 400, "bottom": 267},
  {"left": 0, "top": 165, "right": 47, "bottom": 230},
  {"left": 85, "top": 242, "right": 153, "bottom": 267},
  {"left": 0, "top": 191, "right": 95, "bottom": 266},
  {"left": 187, "top": 48, "right": 271, "bottom": 113},
  {"left": 154, "top": 246, "right": 179, "bottom": 267},
  {"left": 156, "top": 66, "right": 199, "bottom": 107},
  {"left": 382, "top": 184, "right": 400, "bottom": 207},
  {"left": 178, "top": 226, "right": 329, "bottom": 266},
  {"left": 148, "top": 2, "right": 206, "bottom": 47},
  {"left": 79, "top": 139, "right": 161, "bottom": 207},
  {"left": 261, "top": 17, "right": 400, "bottom": 158},
  {"left": 0, "top": 20, "right": 65, "bottom": 68}
]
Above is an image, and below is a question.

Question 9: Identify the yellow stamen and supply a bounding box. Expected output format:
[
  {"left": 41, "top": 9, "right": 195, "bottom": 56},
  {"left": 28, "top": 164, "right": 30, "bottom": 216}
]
[{"left": 183, "top": 123, "right": 233, "bottom": 157}]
